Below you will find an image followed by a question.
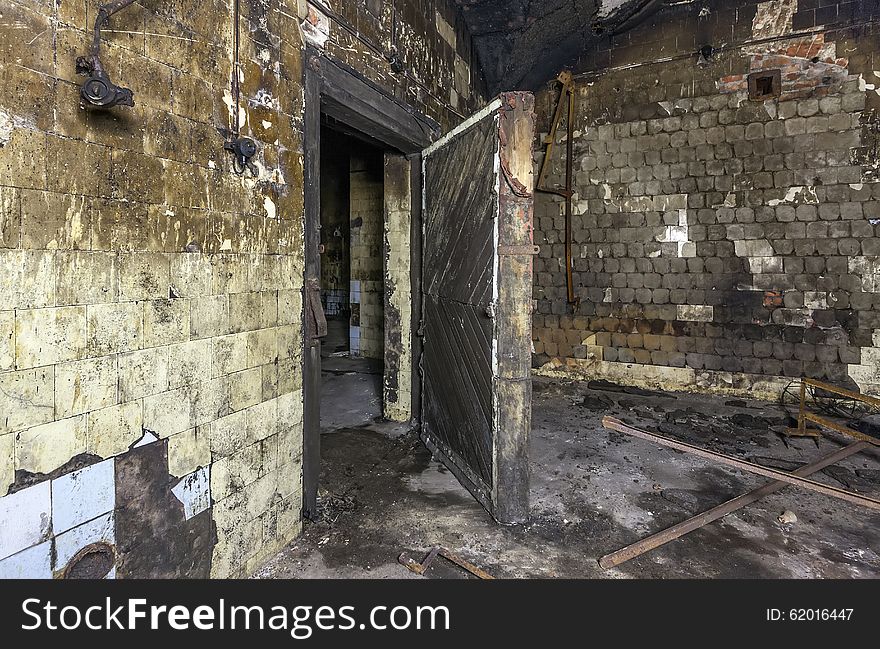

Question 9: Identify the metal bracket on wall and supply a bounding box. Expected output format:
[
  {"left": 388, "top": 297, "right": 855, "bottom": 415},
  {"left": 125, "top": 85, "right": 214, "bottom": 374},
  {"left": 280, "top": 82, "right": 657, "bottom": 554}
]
[
  {"left": 76, "top": 0, "right": 137, "bottom": 109},
  {"left": 535, "top": 70, "right": 578, "bottom": 308}
]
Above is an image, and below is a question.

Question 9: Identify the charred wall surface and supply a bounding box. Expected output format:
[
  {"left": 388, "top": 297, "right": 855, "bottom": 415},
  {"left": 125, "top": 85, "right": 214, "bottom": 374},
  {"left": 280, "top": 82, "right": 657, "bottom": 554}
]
[
  {"left": 533, "top": 0, "right": 880, "bottom": 398},
  {"left": 0, "top": 0, "right": 481, "bottom": 579}
]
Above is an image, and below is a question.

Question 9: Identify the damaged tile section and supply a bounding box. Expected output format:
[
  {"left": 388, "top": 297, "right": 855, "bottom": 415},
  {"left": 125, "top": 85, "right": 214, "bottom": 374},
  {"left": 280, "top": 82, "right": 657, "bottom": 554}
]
[{"left": 172, "top": 466, "right": 212, "bottom": 520}]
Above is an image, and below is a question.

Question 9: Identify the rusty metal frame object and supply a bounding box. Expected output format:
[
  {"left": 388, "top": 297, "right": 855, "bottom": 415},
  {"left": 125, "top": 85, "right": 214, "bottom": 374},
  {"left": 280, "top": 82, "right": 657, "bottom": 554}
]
[
  {"left": 599, "top": 440, "right": 870, "bottom": 569},
  {"left": 602, "top": 416, "right": 880, "bottom": 511},
  {"left": 398, "top": 547, "right": 494, "bottom": 579},
  {"left": 535, "top": 70, "right": 578, "bottom": 306},
  {"left": 787, "top": 378, "right": 880, "bottom": 446}
]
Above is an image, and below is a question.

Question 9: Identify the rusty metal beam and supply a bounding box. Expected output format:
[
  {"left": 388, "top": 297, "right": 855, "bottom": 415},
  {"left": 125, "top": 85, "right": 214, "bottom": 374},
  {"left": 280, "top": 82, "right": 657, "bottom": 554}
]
[
  {"left": 602, "top": 416, "right": 880, "bottom": 511},
  {"left": 599, "top": 440, "right": 869, "bottom": 569}
]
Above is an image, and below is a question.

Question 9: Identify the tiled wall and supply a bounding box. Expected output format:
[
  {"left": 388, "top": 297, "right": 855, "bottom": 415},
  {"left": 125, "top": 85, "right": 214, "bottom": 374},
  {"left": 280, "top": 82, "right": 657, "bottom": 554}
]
[
  {"left": 533, "top": 0, "right": 880, "bottom": 398},
  {"left": 0, "top": 0, "right": 483, "bottom": 578}
]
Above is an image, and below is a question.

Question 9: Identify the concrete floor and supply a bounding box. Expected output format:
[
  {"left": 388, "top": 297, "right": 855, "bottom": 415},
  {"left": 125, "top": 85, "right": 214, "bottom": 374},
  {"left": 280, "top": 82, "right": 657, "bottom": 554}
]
[{"left": 256, "top": 367, "right": 880, "bottom": 579}]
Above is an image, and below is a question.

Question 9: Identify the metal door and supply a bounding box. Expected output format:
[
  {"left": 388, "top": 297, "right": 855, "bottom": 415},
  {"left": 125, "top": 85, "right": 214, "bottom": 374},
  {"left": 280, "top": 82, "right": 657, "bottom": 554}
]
[{"left": 420, "top": 93, "right": 535, "bottom": 524}]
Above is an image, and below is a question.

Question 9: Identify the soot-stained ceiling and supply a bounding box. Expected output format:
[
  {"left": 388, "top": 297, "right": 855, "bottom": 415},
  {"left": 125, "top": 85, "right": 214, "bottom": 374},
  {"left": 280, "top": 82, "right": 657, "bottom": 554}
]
[{"left": 453, "top": 0, "right": 667, "bottom": 93}]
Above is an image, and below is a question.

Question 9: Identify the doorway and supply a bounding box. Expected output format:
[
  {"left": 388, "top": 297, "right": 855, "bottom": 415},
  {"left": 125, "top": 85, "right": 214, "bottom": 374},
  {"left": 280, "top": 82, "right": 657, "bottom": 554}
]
[
  {"left": 318, "top": 124, "right": 385, "bottom": 431},
  {"left": 302, "top": 50, "right": 435, "bottom": 519},
  {"left": 302, "top": 50, "right": 533, "bottom": 526}
]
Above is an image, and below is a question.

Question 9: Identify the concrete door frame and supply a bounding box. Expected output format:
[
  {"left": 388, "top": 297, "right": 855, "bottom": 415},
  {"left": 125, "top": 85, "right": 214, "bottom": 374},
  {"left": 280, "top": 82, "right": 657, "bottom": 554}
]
[{"left": 301, "top": 48, "right": 438, "bottom": 519}]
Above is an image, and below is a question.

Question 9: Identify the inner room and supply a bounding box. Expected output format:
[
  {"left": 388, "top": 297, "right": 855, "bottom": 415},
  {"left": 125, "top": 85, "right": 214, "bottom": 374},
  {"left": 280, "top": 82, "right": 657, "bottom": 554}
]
[{"left": 319, "top": 124, "right": 386, "bottom": 432}]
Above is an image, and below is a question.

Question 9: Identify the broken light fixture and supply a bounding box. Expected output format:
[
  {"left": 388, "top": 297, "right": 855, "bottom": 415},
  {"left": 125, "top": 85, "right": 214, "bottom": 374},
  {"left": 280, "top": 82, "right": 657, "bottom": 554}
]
[{"left": 76, "top": 0, "right": 137, "bottom": 109}]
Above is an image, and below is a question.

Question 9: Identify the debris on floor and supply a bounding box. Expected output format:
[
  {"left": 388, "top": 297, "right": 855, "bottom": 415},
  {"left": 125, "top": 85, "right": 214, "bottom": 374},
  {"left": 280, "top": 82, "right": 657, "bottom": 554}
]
[
  {"left": 398, "top": 547, "right": 494, "bottom": 580},
  {"left": 255, "top": 377, "right": 880, "bottom": 580}
]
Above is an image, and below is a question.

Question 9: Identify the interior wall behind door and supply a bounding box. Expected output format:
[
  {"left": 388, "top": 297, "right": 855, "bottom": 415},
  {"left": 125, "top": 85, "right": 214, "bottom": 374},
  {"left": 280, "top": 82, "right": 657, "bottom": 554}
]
[{"left": 349, "top": 146, "right": 385, "bottom": 359}]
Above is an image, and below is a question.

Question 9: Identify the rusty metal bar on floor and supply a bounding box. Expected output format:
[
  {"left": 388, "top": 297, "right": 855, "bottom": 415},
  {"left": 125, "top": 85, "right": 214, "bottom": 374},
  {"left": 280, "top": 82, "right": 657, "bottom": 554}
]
[
  {"left": 601, "top": 416, "right": 880, "bottom": 511},
  {"left": 398, "top": 547, "right": 494, "bottom": 579},
  {"left": 598, "top": 440, "right": 870, "bottom": 569}
]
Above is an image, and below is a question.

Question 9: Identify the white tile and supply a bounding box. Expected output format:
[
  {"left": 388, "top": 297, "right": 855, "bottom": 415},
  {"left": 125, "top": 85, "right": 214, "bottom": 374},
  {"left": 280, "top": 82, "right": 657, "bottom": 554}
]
[
  {"left": 0, "top": 541, "right": 52, "bottom": 578},
  {"left": 134, "top": 430, "right": 159, "bottom": 448},
  {"left": 54, "top": 511, "right": 115, "bottom": 573},
  {"left": 51, "top": 459, "right": 115, "bottom": 534},
  {"left": 171, "top": 466, "right": 211, "bottom": 520},
  {"left": 0, "top": 480, "right": 51, "bottom": 560}
]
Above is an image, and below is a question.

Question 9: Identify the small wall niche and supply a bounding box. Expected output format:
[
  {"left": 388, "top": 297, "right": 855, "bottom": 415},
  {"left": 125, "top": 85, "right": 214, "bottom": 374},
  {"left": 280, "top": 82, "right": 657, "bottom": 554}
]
[{"left": 748, "top": 69, "right": 782, "bottom": 101}]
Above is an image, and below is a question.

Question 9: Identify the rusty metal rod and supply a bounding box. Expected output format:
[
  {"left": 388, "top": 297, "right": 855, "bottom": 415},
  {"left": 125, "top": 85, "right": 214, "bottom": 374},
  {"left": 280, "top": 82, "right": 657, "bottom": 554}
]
[
  {"left": 535, "top": 71, "right": 577, "bottom": 306},
  {"left": 563, "top": 85, "right": 576, "bottom": 305},
  {"left": 602, "top": 416, "right": 880, "bottom": 511},
  {"left": 599, "top": 440, "right": 869, "bottom": 569}
]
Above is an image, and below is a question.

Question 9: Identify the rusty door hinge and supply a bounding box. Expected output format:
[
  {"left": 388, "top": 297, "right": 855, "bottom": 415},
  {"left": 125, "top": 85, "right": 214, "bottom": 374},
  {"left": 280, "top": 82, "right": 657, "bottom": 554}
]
[{"left": 305, "top": 278, "right": 327, "bottom": 340}]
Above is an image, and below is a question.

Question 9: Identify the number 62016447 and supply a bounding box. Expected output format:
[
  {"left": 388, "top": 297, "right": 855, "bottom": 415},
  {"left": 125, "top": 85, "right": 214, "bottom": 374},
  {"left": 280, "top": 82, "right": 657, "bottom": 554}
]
[{"left": 767, "top": 609, "right": 854, "bottom": 621}]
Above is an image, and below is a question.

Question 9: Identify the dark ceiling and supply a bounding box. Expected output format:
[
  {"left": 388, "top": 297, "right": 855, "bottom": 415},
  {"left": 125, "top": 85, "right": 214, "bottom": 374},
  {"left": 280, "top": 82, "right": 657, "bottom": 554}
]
[{"left": 453, "top": 0, "right": 666, "bottom": 93}]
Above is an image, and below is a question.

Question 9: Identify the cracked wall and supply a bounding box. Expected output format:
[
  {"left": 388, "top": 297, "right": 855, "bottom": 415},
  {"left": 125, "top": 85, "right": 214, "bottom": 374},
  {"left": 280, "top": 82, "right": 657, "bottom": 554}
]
[
  {"left": 0, "top": 0, "right": 482, "bottom": 579},
  {"left": 533, "top": 0, "right": 880, "bottom": 399}
]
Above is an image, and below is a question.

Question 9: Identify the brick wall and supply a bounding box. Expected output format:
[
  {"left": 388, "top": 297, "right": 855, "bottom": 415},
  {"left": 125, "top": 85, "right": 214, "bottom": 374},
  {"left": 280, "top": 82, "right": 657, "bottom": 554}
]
[
  {"left": 0, "top": 0, "right": 481, "bottom": 578},
  {"left": 533, "top": 0, "right": 880, "bottom": 398}
]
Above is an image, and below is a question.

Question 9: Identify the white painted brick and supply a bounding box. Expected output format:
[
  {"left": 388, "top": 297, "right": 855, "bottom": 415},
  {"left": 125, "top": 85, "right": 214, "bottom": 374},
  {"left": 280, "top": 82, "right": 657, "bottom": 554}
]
[
  {"left": 55, "top": 356, "right": 117, "bottom": 419},
  {"left": 15, "top": 415, "right": 88, "bottom": 475},
  {"left": 86, "top": 301, "right": 143, "bottom": 356},
  {"left": 277, "top": 324, "right": 299, "bottom": 362},
  {"left": 119, "top": 252, "right": 170, "bottom": 301},
  {"left": 167, "top": 427, "right": 210, "bottom": 477},
  {"left": 51, "top": 459, "right": 115, "bottom": 534},
  {"left": 88, "top": 401, "right": 143, "bottom": 459},
  {"left": 246, "top": 398, "right": 278, "bottom": 443},
  {"left": 168, "top": 339, "right": 212, "bottom": 388},
  {"left": 207, "top": 410, "right": 249, "bottom": 458},
  {"left": 143, "top": 298, "right": 189, "bottom": 347},
  {"left": 54, "top": 511, "right": 115, "bottom": 574},
  {"left": 229, "top": 367, "right": 262, "bottom": 411},
  {"left": 170, "top": 253, "right": 212, "bottom": 297},
  {"left": 18, "top": 250, "right": 56, "bottom": 309},
  {"left": 0, "top": 541, "right": 53, "bottom": 578},
  {"left": 0, "top": 432, "right": 12, "bottom": 493},
  {"left": 191, "top": 295, "right": 228, "bottom": 338},
  {"left": 15, "top": 306, "right": 86, "bottom": 369},
  {"left": 246, "top": 327, "right": 277, "bottom": 367},
  {"left": 0, "top": 367, "right": 54, "bottom": 435},
  {"left": 118, "top": 347, "right": 168, "bottom": 401},
  {"left": 734, "top": 239, "right": 775, "bottom": 257},
  {"left": 0, "top": 310, "right": 13, "bottom": 371},
  {"left": 55, "top": 251, "right": 117, "bottom": 306},
  {"left": 677, "top": 304, "right": 714, "bottom": 322},
  {"left": 212, "top": 332, "right": 249, "bottom": 377},
  {"left": 192, "top": 377, "right": 228, "bottom": 426},
  {"left": 0, "top": 480, "right": 51, "bottom": 560},
  {"left": 212, "top": 254, "right": 248, "bottom": 294},
  {"left": 143, "top": 386, "right": 194, "bottom": 437}
]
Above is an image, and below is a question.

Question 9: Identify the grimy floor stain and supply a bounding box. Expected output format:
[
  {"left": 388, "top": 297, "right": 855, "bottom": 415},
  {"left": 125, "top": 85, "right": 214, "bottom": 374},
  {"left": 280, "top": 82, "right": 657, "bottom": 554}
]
[{"left": 255, "top": 377, "right": 880, "bottom": 579}]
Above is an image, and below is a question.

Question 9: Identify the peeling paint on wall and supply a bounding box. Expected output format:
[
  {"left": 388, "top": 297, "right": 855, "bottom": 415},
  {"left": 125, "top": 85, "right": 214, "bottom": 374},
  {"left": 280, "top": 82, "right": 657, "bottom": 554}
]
[{"left": 751, "top": 0, "right": 798, "bottom": 40}]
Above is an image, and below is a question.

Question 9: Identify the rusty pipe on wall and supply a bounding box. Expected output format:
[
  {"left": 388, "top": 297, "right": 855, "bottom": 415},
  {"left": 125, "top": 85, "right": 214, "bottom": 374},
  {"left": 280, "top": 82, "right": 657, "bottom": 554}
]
[{"left": 536, "top": 70, "right": 578, "bottom": 307}]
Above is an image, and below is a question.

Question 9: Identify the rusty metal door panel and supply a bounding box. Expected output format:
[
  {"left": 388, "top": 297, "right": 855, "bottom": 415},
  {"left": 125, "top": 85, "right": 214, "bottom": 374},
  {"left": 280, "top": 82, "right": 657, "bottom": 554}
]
[{"left": 420, "top": 93, "right": 535, "bottom": 524}]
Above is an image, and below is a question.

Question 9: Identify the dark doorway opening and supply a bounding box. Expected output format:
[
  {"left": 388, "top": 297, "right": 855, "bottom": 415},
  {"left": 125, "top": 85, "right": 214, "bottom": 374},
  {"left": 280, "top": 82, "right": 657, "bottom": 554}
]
[
  {"left": 318, "top": 124, "right": 385, "bottom": 432},
  {"left": 302, "top": 49, "right": 437, "bottom": 520}
]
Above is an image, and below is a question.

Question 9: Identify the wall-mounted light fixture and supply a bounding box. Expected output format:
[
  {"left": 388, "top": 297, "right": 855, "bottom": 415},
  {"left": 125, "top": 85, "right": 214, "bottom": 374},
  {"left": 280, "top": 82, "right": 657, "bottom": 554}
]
[{"left": 76, "top": 0, "right": 137, "bottom": 109}]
